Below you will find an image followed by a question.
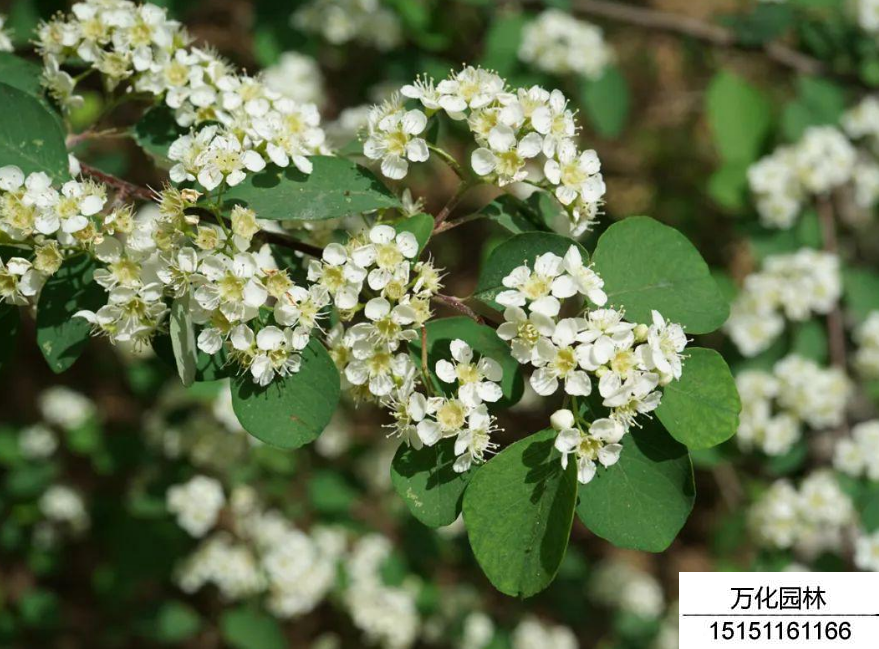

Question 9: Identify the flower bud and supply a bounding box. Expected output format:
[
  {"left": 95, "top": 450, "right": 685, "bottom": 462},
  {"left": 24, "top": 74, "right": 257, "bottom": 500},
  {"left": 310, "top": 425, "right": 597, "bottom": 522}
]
[
  {"left": 634, "top": 323, "right": 649, "bottom": 342},
  {"left": 550, "top": 408, "right": 575, "bottom": 431}
]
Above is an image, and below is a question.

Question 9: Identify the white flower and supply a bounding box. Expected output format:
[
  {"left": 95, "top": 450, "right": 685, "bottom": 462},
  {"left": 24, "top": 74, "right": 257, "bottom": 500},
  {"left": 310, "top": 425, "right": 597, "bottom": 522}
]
[
  {"left": 496, "top": 252, "right": 564, "bottom": 317},
  {"left": 436, "top": 66, "right": 508, "bottom": 118},
  {"left": 855, "top": 530, "right": 879, "bottom": 572},
  {"left": 363, "top": 98, "right": 429, "bottom": 179},
  {"left": 497, "top": 305, "right": 556, "bottom": 364},
  {"left": 435, "top": 339, "right": 503, "bottom": 407},
  {"left": 544, "top": 140, "right": 604, "bottom": 205},
  {"left": 637, "top": 309, "right": 687, "bottom": 382},
  {"left": 552, "top": 412, "right": 624, "bottom": 484},
  {"left": 550, "top": 245, "right": 607, "bottom": 306},
  {"left": 530, "top": 318, "right": 592, "bottom": 397},
  {"left": 471, "top": 125, "right": 542, "bottom": 185},
  {"left": 0, "top": 256, "right": 45, "bottom": 305},
  {"left": 453, "top": 405, "right": 498, "bottom": 472},
  {"left": 166, "top": 475, "right": 226, "bottom": 537}
]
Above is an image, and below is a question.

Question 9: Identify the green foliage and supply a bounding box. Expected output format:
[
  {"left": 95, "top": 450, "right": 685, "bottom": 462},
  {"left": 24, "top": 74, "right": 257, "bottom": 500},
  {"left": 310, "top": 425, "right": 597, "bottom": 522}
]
[
  {"left": 844, "top": 267, "right": 879, "bottom": 324},
  {"left": 720, "top": 3, "right": 793, "bottom": 46},
  {"left": 36, "top": 255, "right": 105, "bottom": 373},
  {"left": 409, "top": 316, "right": 524, "bottom": 407},
  {"left": 479, "top": 193, "right": 555, "bottom": 234},
  {"left": 169, "top": 294, "right": 198, "bottom": 387},
  {"left": 655, "top": 348, "right": 741, "bottom": 450},
  {"left": 0, "top": 82, "right": 69, "bottom": 179},
  {"left": 581, "top": 65, "right": 630, "bottom": 139},
  {"left": 0, "top": 53, "right": 44, "bottom": 97},
  {"left": 153, "top": 601, "right": 202, "bottom": 643},
  {"left": 152, "top": 332, "right": 231, "bottom": 382},
  {"left": 706, "top": 71, "right": 772, "bottom": 164},
  {"left": 781, "top": 76, "right": 847, "bottom": 141},
  {"left": 790, "top": 319, "right": 828, "bottom": 363},
  {"left": 133, "top": 106, "right": 185, "bottom": 168},
  {"left": 220, "top": 606, "right": 286, "bottom": 649},
  {"left": 223, "top": 157, "right": 402, "bottom": 221},
  {"left": 474, "top": 232, "right": 587, "bottom": 311},
  {"left": 592, "top": 217, "right": 729, "bottom": 334},
  {"left": 391, "top": 439, "right": 473, "bottom": 527},
  {"left": 395, "top": 212, "right": 434, "bottom": 255},
  {"left": 231, "top": 337, "right": 341, "bottom": 448},
  {"left": 481, "top": 12, "right": 526, "bottom": 77},
  {"left": 463, "top": 429, "right": 577, "bottom": 598},
  {"left": 576, "top": 422, "right": 695, "bottom": 552}
]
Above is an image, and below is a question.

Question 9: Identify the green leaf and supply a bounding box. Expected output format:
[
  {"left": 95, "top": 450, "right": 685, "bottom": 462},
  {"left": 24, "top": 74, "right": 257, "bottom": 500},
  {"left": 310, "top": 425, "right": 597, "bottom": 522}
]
[
  {"left": 133, "top": 105, "right": 185, "bottom": 168},
  {"left": 0, "top": 82, "right": 69, "bottom": 179},
  {"left": 577, "top": 422, "right": 695, "bottom": 552},
  {"left": 231, "top": 337, "right": 340, "bottom": 448},
  {"left": 223, "top": 157, "right": 401, "bottom": 221},
  {"left": 707, "top": 162, "right": 749, "bottom": 210},
  {"left": 580, "top": 65, "right": 630, "bottom": 139},
  {"left": 395, "top": 212, "right": 433, "bottom": 255},
  {"left": 0, "top": 53, "right": 44, "bottom": 97},
  {"left": 706, "top": 71, "right": 771, "bottom": 163},
  {"left": 391, "top": 439, "right": 473, "bottom": 528},
  {"left": 307, "top": 470, "right": 357, "bottom": 515},
  {"left": 154, "top": 601, "right": 202, "bottom": 643},
  {"left": 481, "top": 12, "right": 527, "bottom": 77},
  {"left": 409, "top": 316, "right": 524, "bottom": 407},
  {"left": 169, "top": 295, "right": 197, "bottom": 387},
  {"left": 220, "top": 607, "right": 285, "bottom": 649},
  {"left": 592, "top": 216, "right": 729, "bottom": 334},
  {"left": 655, "top": 348, "right": 741, "bottom": 450},
  {"left": 36, "top": 255, "right": 105, "bottom": 373},
  {"left": 0, "top": 304, "right": 19, "bottom": 373},
  {"left": 790, "top": 319, "right": 828, "bottom": 363},
  {"left": 480, "top": 194, "right": 553, "bottom": 234},
  {"left": 474, "top": 232, "right": 587, "bottom": 311},
  {"left": 720, "top": 4, "right": 793, "bottom": 47},
  {"left": 844, "top": 267, "right": 879, "bottom": 324},
  {"left": 781, "top": 76, "right": 846, "bottom": 141},
  {"left": 463, "top": 428, "right": 578, "bottom": 597}
]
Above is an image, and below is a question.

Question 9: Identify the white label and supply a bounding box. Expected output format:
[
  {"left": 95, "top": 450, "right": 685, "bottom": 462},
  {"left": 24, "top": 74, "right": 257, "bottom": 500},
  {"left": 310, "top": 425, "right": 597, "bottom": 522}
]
[{"left": 680, "top": 572, "right": 879, "bottom": 648}]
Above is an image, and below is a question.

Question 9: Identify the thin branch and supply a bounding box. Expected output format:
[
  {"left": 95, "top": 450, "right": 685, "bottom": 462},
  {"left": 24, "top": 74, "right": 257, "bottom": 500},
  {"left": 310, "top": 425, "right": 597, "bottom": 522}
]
[
  {"left": 431, "top": 294, "right": 485, "bottom": 325},
  {"left": 433, "top": 210, "right": 484, "bottom": 234},
  {"left": 433, "top": 181, "right": 475, "bottom": 230},
  {"left": 517, "top": 0, "right": 835, "bottom": 80},
  {"left": 817, "top": 194, "right": 850, "bottom": 438},
  {"left": 79, "top": 163, "right": 324, "bottom": 257},
  {"left": 79, "top": 162, "right": 154, "bottom": 203}
]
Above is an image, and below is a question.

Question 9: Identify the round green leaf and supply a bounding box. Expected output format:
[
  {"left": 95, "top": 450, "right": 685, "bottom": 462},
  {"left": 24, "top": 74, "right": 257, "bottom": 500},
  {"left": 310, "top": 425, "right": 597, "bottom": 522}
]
[
  {"left": 705, "top": 71, "right": 771, "bottom": 163},
  {"left": 409, "top": 316, "right": 524, "bottom": 407},
  {"left": 36, "top": 255, "right": 106, "bottom": 373},
  {"left": 0, "top": 82, "right": 69, "bottom": 179},
  {"left": 390, "top": 439, "right": 473, "bottom": 528},
  {"left": 592, "top": 217, "right": 729, "bottom": 334},
  {"left": 474, "top": 232, "right": 587, "bottom": 311},
  {"left": 395, "top": 212, "right": 434, "bottom": 255},
  {"left": 222, "top": 156, "right": 401, "bottom": 221},
  {"left": 655, "top": 347, "right": 741, "bottom": 450},
  {"left": 576, "top": 422, "right": 695, "bottom": 552},
  {"left": 231, "top": 337, "right": 340, "bottom": 448},
  {"left": 133, "top": 105, "right": 185, "bottom": 168},
  {"left": 463, "top": 429, "right": 578, "bottom": 598},
  {"left": 580, "top": 65, "right": 630, "bottom": 139},
  {"left": 220, "top": 607, "right": 285, "bottom": 649}
]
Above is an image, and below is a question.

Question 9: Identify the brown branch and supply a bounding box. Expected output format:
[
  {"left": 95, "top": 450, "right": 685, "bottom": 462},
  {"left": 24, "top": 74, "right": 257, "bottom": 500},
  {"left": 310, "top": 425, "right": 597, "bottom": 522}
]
[
  {"left": 431, "top": 294, "right": 485, "bottom": 324},
  {"left": 517, "top": 0, "right": 834, "bottom": 80},
  {"left": 79, "top": 163, "right": 323, "bottom": 257},
  {"left": 79, "top": 162, "right": 155, "bottom": 203},
  {"left": 817, "top": 195, "right": 850, "bottom": 437}
]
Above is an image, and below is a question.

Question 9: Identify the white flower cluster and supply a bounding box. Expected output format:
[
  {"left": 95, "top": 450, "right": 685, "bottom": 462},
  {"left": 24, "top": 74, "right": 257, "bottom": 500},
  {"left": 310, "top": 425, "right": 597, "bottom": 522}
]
[
  {"left": 39, "top": 385, "right": 97, "bottom": 431},
  {"left": 854, "top": 0, "right": 879, "bottom": 37},
  {"left": 725, "top": 248, "right": 841, "bottom": 357},
  {"left": 176, "top": 485, "right": 343, "bottom": 611},
  {"left": 0, "top": 14, "right": 13, "bottom": 51},
  {"left": 747, "top": 126, "right": 857, "bottom": 229},
  {"left": 39, "top": 484, "right": 90, "bottom": 534},
  {"left": 749, "top": 471, "right": 854, "bottom": 558},
  {"left": 345, "top": 534, "right": 420, "bottom": 649},
  {"left": 166, "top": 474, "right": 226, "bottom": 537},
  {"left": 589, "top": 559, "right": 666, "bottom": 620},
  {"left": 374, "top": 65, "right": 606, "bottom": 235},
  {"left": 490, "top": 246, "right": 687, "bottom": 483},
  {"left": 518, "top": 9, "right": 613, "bottom": 81},
  {"left": 292, "top": 0, "right": 402, "bottom": 51},
  {"left": 835, "top": 420, "right": 879, "bottom": 480},
  {"left": 19, "top": 424, "right": 58, "bottom": 460},
  {"left": 511, "top": 617, "right": 578, "bottom": 649},
  {"left": 855, "top": 311, "right": 879, "bottom": 378},
  {"left": 855, "top": 529, "right": 879, "bottom": 572},
  {"left": 262, "top": 52, "right": 325, "bottom": 107},
  {"left": 38, "top": 0, "right": 329, "bottom": 174},
  {"left": 736, "top": 355, "right": 850, "bottom": 456}
]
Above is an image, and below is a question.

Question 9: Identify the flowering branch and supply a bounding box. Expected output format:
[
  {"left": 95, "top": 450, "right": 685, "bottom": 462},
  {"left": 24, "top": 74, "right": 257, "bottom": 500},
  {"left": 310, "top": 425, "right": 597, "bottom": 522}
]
[{"left": 520, "top": 0, "right": 852, "bottom": 83}]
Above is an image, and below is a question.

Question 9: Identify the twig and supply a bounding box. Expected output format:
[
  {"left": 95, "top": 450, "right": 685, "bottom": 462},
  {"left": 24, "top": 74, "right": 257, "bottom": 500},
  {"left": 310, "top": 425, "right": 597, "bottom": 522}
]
[
  {"left": 817, "top": 194, "right": 850, "bottom": 438},
  {"left": 433, "top": 181, "right": 474, "bottom": 230},
  {"left": 66, "top": 128, "right": 129, "bottom": 148},
  {"left": 79, "top": 163, "right": 324, "bottom": 257},
  {"left": 712, "top": 464, "right": 744, "bottom": 511},
  {"left": 431, "top": 294, "right": 485, "bottom": 324},
  {"left": 515, "top": 0, "right": 836, "bottom": 81},
  {"left": 79, "top": 162, "right": 154, "bottom": 203},
  {"left": 433, "top": 210, "right": 484, "bottom": 234}
]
